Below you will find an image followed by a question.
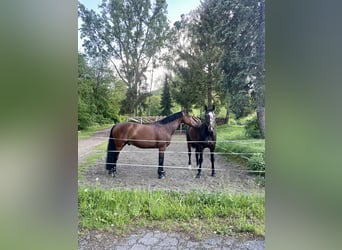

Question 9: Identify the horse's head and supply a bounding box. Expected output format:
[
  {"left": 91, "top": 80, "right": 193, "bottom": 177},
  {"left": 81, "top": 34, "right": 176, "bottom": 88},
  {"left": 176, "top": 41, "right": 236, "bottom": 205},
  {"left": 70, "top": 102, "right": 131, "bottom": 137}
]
[
  {"left": 181, "top": 110, "right": 202, "bottom": 128},
  {"left": 204, "top": 105, "right": 216, "bottom": 133}
]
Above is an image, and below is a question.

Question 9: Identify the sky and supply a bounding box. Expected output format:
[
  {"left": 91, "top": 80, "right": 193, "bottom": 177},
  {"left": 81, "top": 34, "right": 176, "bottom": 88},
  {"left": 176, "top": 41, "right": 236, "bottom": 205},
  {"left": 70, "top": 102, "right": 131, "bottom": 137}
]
[
  {"left": 78, "top": 0, "right": 201, "bottom": 51},
  {"left": 78, "top": 0, "right": 201, "bottom": 23},
  {"left": 78, "top": 0, "right": 202, "bottom": 89}
]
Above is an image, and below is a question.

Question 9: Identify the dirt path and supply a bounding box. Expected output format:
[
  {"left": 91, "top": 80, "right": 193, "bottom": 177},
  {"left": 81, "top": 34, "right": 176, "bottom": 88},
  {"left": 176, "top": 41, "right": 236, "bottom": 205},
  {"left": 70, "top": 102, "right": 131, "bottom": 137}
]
[
  {"left": 78, "top": 128, "right": 111, "bottom": 165},
  {"left": 79, "top": 132, "right": 263, "bottom": 194},
  {"left": 78, "top": 129, "right": 265, "bottom": 249}
]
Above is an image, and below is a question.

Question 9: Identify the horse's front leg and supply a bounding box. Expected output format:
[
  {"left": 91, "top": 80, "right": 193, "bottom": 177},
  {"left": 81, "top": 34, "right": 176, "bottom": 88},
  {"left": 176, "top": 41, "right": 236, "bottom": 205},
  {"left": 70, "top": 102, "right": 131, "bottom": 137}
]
[
  {"left": 210, "top": 147, "right": 215, "bottom": 177},
  {"left": 158, "top": 148, "right": 166, "bottom": 179},
  {"left": 187, "top": 143, "right": 192, "bottom": 168},
  {"left": 196, "top": 148, "right": 203, "bottom": 178}
]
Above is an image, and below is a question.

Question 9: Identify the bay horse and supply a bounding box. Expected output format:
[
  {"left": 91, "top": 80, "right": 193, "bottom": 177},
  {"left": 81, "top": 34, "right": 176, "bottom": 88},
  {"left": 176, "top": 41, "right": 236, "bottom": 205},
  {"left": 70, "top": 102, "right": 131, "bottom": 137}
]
[
  {"left": 106, "top": 110, "right": 201, "bottom": 179},
  {"left": 186, "top": 106, "right": 216, "bottom": 178}
]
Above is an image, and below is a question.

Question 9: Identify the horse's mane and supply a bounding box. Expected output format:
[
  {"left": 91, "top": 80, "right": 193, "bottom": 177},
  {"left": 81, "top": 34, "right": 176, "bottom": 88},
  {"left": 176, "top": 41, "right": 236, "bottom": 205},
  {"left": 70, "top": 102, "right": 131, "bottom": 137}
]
[{"left": 157, "top": 111, "right": 183, "bottom": 125}]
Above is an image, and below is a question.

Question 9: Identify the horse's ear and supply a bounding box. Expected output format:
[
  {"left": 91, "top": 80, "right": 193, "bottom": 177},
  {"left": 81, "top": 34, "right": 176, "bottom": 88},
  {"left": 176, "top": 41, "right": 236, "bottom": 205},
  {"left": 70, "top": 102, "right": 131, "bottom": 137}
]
[{"left": 205, "top": 105, "right": 208, "bottom": 112}]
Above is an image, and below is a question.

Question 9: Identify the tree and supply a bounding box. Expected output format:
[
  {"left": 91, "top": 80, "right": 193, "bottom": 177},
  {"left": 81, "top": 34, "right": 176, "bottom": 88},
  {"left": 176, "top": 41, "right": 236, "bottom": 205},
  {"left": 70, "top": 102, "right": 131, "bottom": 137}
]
[
  {"left": 78, "top": 0, "right": 169, "bottom": 115},
  {"left": 167, "top": 13, "right": 204, "bottom": 110},
  {"left": 254, "top": 0, "right": 265, "bottom": 137},
  {"left": 213, "top": 0, "right": 265, "bottom": 134},
  {"left": 192, "top": 0, "right": 223, "bottom": 108},
  {"left": 78, "top": 53, "right": 118, "bottom": 129},
  {"left": 166, "top": 2, "right": 224, "bottom": 111},
  {"left": 160, "top": 75, "right": 173, "bottom": 115},
  {"left": 78, "top": 53, "right": 96, "bottom": 129}
]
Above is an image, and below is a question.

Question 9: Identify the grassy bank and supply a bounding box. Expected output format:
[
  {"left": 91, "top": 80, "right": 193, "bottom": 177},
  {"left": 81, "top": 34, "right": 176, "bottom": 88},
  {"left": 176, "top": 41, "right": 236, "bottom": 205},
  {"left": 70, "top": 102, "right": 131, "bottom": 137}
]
[
  {"left": 216, "top": 124, "right": 265, "bottom": 173},
  {"left": 78, "top": 188, "right": 264, "bottom": 238},
  {"left": 216, "top": 124, "right": 265, "bottom": 153}
]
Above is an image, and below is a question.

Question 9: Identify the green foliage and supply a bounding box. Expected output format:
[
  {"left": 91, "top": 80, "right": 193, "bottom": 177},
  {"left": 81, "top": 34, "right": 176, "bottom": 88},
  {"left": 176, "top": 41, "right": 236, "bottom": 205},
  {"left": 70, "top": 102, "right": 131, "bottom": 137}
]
[
  {"left": 248, "top": 153, "right": 265, "bottom": 174},
  {"left": 78, "top": 0, "right": 169, "bottom": 115},
  {"left": 78, "top": 96, "right": 94, "bottom": 130},
  {"left": 78, "top": 53, "right": 119, "bottom": 130},
  {"left": 244, "top": 116, "right": 263, "bottom": 139},
  {"left": 167, "top": 2, "right": 224, "bottom": 110},
  {"left": 213, "top": 0, "right": 265, "bottom": 119},
  {"left": 78, "top": 188, "right": 264, "bottom": 236},
  {"left": 147, "top": 95, "right": 161, "bottom": 116},
  {"left": 160, "top": 76, "right": 173, "bottom": 115}
]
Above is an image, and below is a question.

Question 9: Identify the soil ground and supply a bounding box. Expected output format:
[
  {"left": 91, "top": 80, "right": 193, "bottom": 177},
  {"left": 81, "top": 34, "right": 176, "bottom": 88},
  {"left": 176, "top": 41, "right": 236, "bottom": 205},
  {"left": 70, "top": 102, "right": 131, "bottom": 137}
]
[
  {"left": 78, "top": 128, "right": 265, "bottom": 249},
  {"left": 79, "top": 129, "right": 263, "bottom": 194}
]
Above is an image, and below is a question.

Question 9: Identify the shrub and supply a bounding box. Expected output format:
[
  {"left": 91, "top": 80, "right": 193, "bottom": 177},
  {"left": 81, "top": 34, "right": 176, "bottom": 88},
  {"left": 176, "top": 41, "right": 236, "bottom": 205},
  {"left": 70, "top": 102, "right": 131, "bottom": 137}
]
[
  {"left": 247, "top": 153, "right": 265, "bottom": 174},
  {"left": 244, "top": 117, "right": 263, "bottom": 139}
]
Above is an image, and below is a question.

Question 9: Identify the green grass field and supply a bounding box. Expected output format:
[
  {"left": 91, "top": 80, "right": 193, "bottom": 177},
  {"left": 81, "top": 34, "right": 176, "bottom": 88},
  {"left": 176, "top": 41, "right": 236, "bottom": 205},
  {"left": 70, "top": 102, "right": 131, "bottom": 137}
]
[
  {"left": 216, "top": 124, "right": 265, "bottom": 167},
  {"left": 78, "top": 188, "right": 264, "bottom": 238}
]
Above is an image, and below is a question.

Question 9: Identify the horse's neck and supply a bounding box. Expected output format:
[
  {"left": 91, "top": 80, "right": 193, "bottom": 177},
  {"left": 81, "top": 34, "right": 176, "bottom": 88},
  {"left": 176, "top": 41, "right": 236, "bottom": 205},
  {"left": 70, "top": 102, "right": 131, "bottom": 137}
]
[{"left": 165, "top": 119, "right": 182, "bottom": 134}]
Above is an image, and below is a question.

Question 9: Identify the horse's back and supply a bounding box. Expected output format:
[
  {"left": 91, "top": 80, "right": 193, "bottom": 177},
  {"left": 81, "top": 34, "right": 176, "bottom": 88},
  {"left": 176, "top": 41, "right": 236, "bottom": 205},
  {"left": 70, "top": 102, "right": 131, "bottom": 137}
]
[
  {"left": 112, "top": 122, "right": 168, "bottom": 148},
  {"left": 186, "top": 124, "right": 216, "bottom": 149}
]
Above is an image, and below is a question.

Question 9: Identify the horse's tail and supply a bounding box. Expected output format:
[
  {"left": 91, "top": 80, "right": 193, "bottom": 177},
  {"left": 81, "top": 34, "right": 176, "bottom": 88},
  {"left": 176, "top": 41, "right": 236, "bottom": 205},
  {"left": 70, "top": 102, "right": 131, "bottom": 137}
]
[{"left": 106, "top": 125, "right": 116, "bottom": 170}]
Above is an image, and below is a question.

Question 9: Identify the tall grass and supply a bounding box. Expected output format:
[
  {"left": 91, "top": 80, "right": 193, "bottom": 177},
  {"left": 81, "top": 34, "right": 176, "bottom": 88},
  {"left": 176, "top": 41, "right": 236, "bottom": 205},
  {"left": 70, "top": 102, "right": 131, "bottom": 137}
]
[
  {"left": 216, "top": 124, "right": 265, "bottom": 175},
  {"left": 78, "top": 188, "right": 264, "bottom": 237}
]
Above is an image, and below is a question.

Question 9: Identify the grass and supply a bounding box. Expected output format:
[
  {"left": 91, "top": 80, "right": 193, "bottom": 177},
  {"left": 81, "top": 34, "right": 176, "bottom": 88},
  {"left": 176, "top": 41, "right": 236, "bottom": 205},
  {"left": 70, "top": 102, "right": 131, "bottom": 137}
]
[
  {"left": 78, "top": 188, "right": 264, "bottom": 238},
  {"left": 215, "top": 124, "right": 265, "bottom": 186},
  {"left": 78, "top": 142, "right": 107, "bottom": 179},
  {"left": 78, "top": 124, "right": 112, "bottom": 139},
  {"left": 216, "top": 124, "right": 265, "bottom": 163}
]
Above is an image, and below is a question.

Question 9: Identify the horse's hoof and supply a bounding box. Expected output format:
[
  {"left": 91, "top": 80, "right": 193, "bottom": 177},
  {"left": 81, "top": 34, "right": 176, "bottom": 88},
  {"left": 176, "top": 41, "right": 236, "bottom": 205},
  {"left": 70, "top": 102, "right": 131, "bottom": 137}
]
[
  {"left": 196, "top": 173, "right": 202, "bottom": 178},
  {"left": 158, "top": 171, "right": 166, "bottom": 179},
  {"left": 211, "top": 173, "right": 216, "bottom": 177},
  {"left": 111, "top": 172, "right": 116, "bottom": 178}
]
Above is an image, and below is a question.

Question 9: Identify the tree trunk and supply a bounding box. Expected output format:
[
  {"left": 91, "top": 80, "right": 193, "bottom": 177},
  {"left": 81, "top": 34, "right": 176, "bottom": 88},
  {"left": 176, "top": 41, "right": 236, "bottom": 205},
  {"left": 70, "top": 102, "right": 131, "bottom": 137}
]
[
  {"left": 256, "top": 107, "right": 265, "bottom": 138},
  {"left": 224, "top": 107, "right": 229, "bottom": 124}
]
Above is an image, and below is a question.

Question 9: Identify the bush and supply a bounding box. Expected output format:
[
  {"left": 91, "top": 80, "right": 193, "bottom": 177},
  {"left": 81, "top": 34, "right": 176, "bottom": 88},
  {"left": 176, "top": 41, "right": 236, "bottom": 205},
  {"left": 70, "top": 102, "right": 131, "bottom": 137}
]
[
  {"left": 247, "top": 153, "right": 265, "bottom": 174},
  {"left": 244, "top": 117, "right": 263, "bottom": 139}
]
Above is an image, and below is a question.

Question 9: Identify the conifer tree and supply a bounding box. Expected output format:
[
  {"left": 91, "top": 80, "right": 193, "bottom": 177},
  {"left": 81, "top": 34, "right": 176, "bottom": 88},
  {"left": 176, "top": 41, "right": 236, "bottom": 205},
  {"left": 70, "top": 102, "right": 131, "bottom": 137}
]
[{"left": 160, "top": 76, "right": 173, "bottom": 115}]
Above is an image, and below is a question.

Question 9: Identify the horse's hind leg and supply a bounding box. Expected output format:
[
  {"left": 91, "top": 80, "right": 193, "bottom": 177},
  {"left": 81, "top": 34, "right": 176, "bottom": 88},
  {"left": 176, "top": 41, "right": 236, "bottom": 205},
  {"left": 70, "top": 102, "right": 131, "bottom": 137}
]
[
  {"left": 108, "top": 150, "right": 119, "bottom": 177},
  {"left": 111, "top": 152, "right": 120, "bottom": 177},
  {"left": 109, "top": 144, "right": 124, "bottom": 178}
]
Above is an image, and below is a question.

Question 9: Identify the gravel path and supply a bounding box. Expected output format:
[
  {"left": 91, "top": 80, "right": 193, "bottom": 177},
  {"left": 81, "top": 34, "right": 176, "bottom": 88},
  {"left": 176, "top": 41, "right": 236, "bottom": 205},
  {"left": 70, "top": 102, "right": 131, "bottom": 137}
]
[
  {"left": 78, "top": 229, "right": 265, "bottom": 250},
  {"left": 78, "top": 128, "right": 265, "bottom": 249}
]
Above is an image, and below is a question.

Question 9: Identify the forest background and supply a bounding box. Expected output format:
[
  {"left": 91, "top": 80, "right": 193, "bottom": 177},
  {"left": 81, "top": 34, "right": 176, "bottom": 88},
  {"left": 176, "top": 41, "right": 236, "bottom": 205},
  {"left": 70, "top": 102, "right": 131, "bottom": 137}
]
[{"left": 78, "top": 0, "right": 265, "bottom": 139}]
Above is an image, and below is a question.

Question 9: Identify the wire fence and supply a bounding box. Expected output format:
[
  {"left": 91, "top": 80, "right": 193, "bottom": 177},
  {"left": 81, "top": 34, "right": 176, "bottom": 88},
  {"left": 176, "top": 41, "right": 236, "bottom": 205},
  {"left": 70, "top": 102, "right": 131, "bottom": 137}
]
[
  {"left": 85, "top": 136, "right": 265, "bottom": 174},
  {"left": 102, "top": 162, "right": 265, "bottom": 173},
  {"left": 91, "top": 136, "right": 265, "bottom": 144}
]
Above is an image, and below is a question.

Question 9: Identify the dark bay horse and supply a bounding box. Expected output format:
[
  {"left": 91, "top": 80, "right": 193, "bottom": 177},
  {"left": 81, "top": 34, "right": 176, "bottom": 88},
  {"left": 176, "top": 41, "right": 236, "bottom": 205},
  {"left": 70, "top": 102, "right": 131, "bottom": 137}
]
[
  {"left": 106, "top": 110, "right": 201, "bottom": 179},
  {"left": 186, "top": 106, "right": 216, "bottom": 178}
]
